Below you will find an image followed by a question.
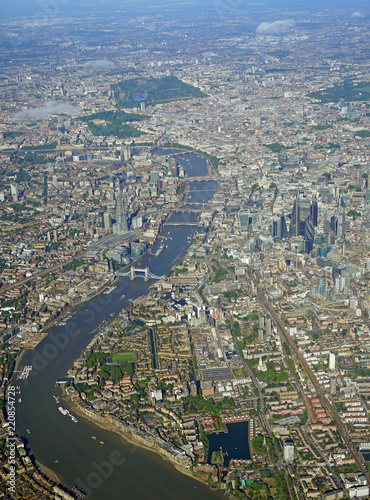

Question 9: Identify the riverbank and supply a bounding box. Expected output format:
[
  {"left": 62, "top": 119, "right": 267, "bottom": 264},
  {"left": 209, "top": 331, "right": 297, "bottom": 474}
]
[
  {"left": 44, "top": 275, "right": 119, "bottom": 332},
  {"left": 15, "top": 153, "right": 221, "bottom": 500},
  {"left": 68, "top": 402, "right": 210, "bottom": 488},
  {"left": 36, "top": 460, "right": 62, "bottom": 483}
]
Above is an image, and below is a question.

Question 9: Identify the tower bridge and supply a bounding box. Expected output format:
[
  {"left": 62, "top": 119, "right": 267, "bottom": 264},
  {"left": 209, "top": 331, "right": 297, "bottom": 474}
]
[{"left": 117, "top": 267, "right": 164, "bottom": 282}]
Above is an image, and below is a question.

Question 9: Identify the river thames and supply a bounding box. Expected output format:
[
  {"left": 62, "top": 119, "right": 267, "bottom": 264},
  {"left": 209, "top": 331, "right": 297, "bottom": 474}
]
[{"left": 14, "top": 150, "right": 225, "bottom": 499}]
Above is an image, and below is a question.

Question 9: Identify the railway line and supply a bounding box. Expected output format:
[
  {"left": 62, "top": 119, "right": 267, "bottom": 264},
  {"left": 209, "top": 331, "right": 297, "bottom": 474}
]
[{"left": 255, "top": 287, "right": 370, "bottom": 483}]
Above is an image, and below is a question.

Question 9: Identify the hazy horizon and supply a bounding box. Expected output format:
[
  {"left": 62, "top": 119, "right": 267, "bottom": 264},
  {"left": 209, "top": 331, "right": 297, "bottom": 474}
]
[{"left": 0, "top": 0, "right": 368, "bottom": 20}]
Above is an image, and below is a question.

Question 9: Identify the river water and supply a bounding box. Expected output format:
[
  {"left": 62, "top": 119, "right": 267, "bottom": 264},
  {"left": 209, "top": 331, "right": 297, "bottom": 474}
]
[{"left": 14, "top": 151, "right": 224, "bottom": 500}]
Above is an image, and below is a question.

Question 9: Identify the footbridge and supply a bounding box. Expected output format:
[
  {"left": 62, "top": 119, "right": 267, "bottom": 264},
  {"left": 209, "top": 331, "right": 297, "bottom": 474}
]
[{"left": 117, "top": 267, "right": 164, "bottom": 281}]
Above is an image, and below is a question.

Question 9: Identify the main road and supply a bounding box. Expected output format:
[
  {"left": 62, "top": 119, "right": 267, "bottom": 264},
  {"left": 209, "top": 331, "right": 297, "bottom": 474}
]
[{"left": 251, "top": 274, "right": 370, "bottom": 483}]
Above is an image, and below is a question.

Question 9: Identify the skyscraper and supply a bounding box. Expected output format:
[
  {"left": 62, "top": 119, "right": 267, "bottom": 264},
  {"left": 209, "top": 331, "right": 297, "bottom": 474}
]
[
  {"left": 10, "top": 183, "right": 19, "bottom": 202},
  {"left": 310, "top": 200, "right": 318, "bottom": 226},
  {"left": 104, "top": 213, "right": 112, "bottom": 229},
  {"left": 280, "top": 212, "right": 288, "bottom": 238},
  {"left": 330, "top": 215, "right": 337, "bottom": 233},
  {"left": 304, "top": 215, "right": 315, "bottom": 241},
  {"left": 324, "top": 210, "right": 329, "bottom": 234},
  {"left": 114, "top": 188, "right": 128, "bottom": 233},
  {"left": 97, "top": 212, "right": 104, "bottom": 228},
  {"left": 239, "top": 210, "right": 252, "bottom": 233},
  {"left": 121, "top": 146, "right": 132, "bottom": 162},
  {"left": 337, "top": 211, "right": 346, "bottom": 239},
  {"left": 290, "top": 199, "right": 301, "bottom": 236},
  {"left": 272, "top": 220, "right": 278, "bottom": 238}
]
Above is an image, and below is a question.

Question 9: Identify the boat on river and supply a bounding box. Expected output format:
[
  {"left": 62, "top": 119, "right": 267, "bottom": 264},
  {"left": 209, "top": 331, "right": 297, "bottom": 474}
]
[
  {"left": 20, "top": 152, "right": 216, "bottom": 496},
  {"left": 17, "top": 365, "right": 32, "bottom": 380}
]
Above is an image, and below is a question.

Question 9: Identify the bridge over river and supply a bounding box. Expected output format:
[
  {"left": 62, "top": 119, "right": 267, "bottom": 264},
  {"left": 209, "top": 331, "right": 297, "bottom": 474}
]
[{"left": 117, "top": 267, "right": 164, "bottom": 281}]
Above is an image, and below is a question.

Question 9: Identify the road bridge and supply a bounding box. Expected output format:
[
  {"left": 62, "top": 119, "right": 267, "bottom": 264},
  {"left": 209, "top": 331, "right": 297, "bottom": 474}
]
[
  {"left": 117, "top": 267, "right": 164, "bottom": 281},
  {"left": 164, "top": 222, "right": 199, "bottom": 227},
  {"left": 182, "top": 176, "right": 220, "bottom": 182}
]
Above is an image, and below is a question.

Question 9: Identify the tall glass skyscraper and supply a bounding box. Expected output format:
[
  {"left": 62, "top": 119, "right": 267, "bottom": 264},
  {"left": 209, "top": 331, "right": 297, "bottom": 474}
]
[
  {"left": 239, "top": 210, "right": 252, "bottom": 233},
  {"left": 290, "top": 199, "right": 312, "bottom": 236},
  {"left": 280, "top": 212, "right": 288, "bottom": 238},
  {"left": 114, "top": 188, "right": 128, "bottom": 233},
  {"left": 337, "top": 211, "right": 346, "bottom": 239},
  {"left": 310, "top": 200, "right": 318, "bottom": 226}
]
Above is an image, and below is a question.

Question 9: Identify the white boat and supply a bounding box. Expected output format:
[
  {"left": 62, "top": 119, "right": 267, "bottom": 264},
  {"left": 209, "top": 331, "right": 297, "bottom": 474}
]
[{"left": 58, "top": 407, "right": 68, "bottom": 415}]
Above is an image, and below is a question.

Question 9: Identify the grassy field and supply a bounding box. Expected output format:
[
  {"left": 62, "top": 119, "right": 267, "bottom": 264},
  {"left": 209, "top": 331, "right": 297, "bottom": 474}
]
[
  {"left": 113, "top": 76, "right": 207, "bottom": 108},
  {"left": 308, "top": 79, "right": 370, "bottom": 103},
  {"left": 112, "top": 352, "right": 137, "bottom": 363}
]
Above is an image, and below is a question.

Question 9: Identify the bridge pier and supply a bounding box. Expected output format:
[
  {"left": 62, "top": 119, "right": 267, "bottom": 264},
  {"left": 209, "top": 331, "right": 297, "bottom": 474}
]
[
  {"left": 144, "top": 267, "right": 149, "bottom": 282},
  {"left": 130, "top": 267, "right": 135, "bottom": 280}
]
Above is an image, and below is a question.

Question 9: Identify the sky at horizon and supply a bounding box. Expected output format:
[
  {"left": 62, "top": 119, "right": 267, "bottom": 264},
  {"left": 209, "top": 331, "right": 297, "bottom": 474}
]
[{"left": 0, "top": 0, "right": 369, "bottom": 20}]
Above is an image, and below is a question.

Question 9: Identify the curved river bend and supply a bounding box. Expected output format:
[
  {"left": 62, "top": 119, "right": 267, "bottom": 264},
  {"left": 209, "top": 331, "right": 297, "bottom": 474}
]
[{"left": 14, "top": 151, "right": 224, "bottom": 500}]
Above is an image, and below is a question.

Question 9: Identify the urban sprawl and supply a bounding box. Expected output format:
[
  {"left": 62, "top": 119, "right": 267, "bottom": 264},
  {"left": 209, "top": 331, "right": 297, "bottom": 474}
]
[{"left": 0, "top": 3, "right": 369, "bottom": 500}]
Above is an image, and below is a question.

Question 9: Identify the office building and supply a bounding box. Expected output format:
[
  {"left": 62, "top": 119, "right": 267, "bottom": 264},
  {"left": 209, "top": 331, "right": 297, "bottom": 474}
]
[
  {"left": 290, "top": 199, "right": 311, "bottom": 236},
  {"left": 258, "top": 329, "right": 264, "bottom": 342},
  {"left": 121, "top": 146, "right": 132, "bottom": 162},
  {"left": 303, "top": 214, "right": 315, "bottom": 254},
  {"left": 337, "top": 212, "right": 346, "bottom": 239},
  {"left": 169, "top": 157, "right": 178, "bottom": 177},
  {"left": 97, "top": 212, "right": 104, "bottom": 228},
  {"left": 103, "top": 213, "right": 112, "bottom": 229},
  {"left": 239, "top": 210, "right": 252, "bottom": 233},
  {"left": 292, "top": 199, "right": 300, "bottom": 236},
  {"left": 132, "top": 215, "right": 143, "bottom": 229},
  {"left": 272, "top": 220, "right": 278, "bottom": 238},
  {"left": 280, "top": 212, "right": 288, "bottom": 238},
  {"left": 10, "top": 183, "right": 19, "bottom": 201},
  {"left": 310, "top": 200, "right": 318, "bottom": 226},
  {"left": 324, "top": 210, "right": 330, "bottom": 234}
]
